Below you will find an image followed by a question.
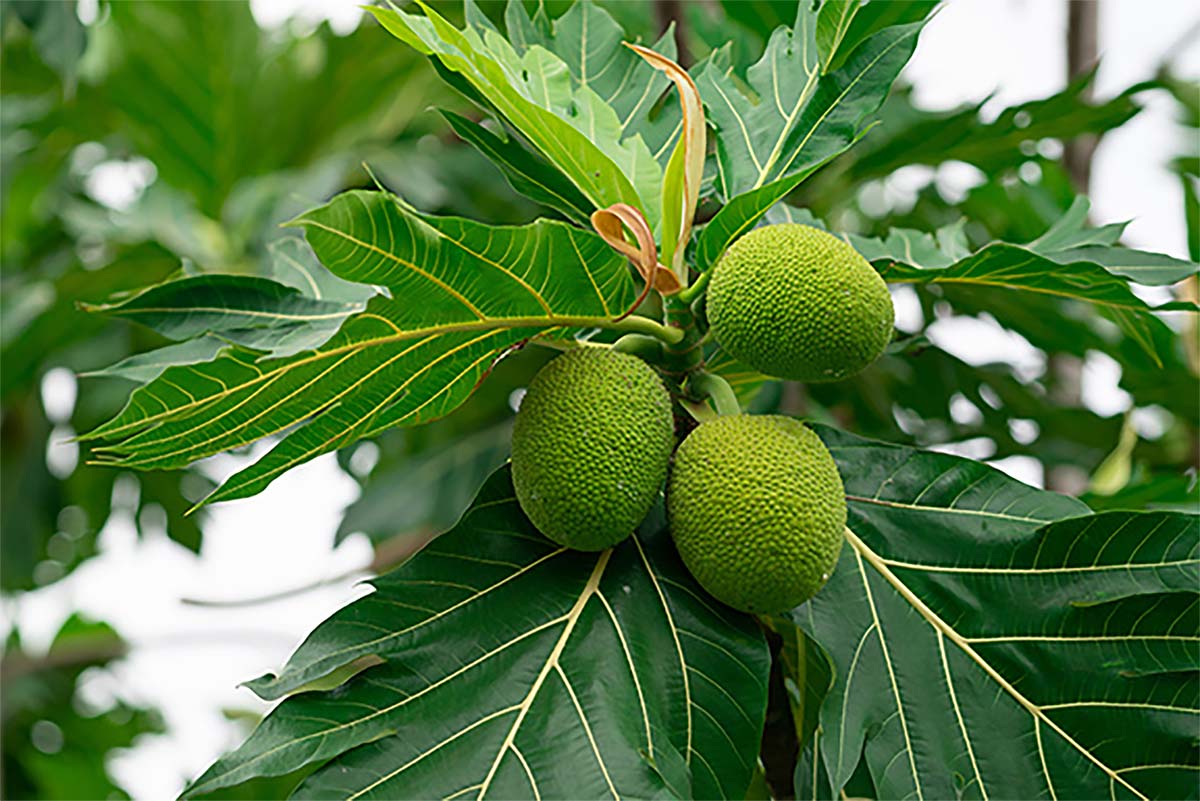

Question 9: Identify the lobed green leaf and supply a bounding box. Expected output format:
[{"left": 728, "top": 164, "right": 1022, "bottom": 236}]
[
  {"left": 692, "top": 10, "right": 926, "bottom": 270},
  {"left": 82, "top": 274, "right": 363, "bottom": 359},
  {"left": 188, "top": 467, "right": 770, "bottom": 800},
  {"left": 369, "top": 2, "right": 664, "bottom": 226},
  {"left": 796, "top": 426, "right": 1199, "bottom": 800},
  {"left": 697, "top": 9, "right": 925, "bottom": 200},
  {"left": 439, "top": 109, "right": 594, "bottom": 225},
  {"left": 80, "top": 191, "right": 639, "bottom": 506}
]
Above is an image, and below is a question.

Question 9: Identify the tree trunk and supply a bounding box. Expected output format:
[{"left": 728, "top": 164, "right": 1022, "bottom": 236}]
[
  {"left": 1049, "top": 0, "right": 1101, "bottom": 494},
  {"left": 1064, "top": 0, "right": 1100, "bottom": 192},
  {"left": 654, "top": 0, "right": 690, "bottom": 67}
]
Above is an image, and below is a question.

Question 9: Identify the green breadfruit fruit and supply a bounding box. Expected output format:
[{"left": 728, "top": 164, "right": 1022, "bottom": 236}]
[
  {"left": 667, "top": 414, "right": 846, "bottom": 613},
  {"left": 707, "top": 223, "right": 895, "bottom": 382},
  {"left": 511, "top": 347, "right": 674, "bottom": 551}
]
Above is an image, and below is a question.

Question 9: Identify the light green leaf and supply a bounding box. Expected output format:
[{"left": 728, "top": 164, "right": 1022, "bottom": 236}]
[
  {"left": 369, "top": 3, "right": 662, "bottom": 225},
  {"left": 187, "top": 467, "right": 769, "bottom": 800},
  {"left": 1090, "top": 414, "right": 1138, "bottom": 495},
  {"left": 698, "top": 11, "right": 924, "bottom": 198},
  {"left": 780, "top": 205, "right": 1196, "bottom": 366},
  {"left": 10, "top": 0, "right": 86, "bottom": 86},
  {"left": 820, "top": 0, "right": 938, "bottom": 74},
  {"left": 1028, "top": 195, "right": 1127, "bottom": 251},
  {"left": 78, "top": 336, "right": 229, "bottom": 384},
  {"left": 502, "top": 0, "right": 683, "bottom": 164},
  {"left": 1045, "top": 245, "right": 1198, "bottom": 285},
  {"left": 438, "top": 109, "right": 594, "bottom": 225},
  {"left": 849, "top": 68, "right": 1147, "bottom": 181},
  {"left": 876, "top": 243, "right": 1197, "bottom": 366},
  {"left": 703, "top": 344, "right": 773, "bottom": 408},
  {"left": 815, "top": 0, "right": 858, "bottom": 73},
  {"left": 102, "top": 2, "right": 427, "bottom": 217},
  {"left": 691, "top": 165, "right": 815, "bottom": 273},
  {"left": 799, "top": 425, "right": 1199, "bottom": 801},
  {"left": 268, "top": 237, "right": 378, "bottom": 304},
  {"left": 80, "top": 191, "right": 645, "bottom": 506}
]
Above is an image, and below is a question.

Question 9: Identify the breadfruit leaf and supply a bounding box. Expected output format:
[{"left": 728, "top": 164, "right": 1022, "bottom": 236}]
[
  {"left": 80, "top": 190, "right": 643, "bottom": 507},
  {"left": 267, "top": 236, "right": 379, "bottom": 304},
  {"left": 817, "top": 0, "right": 938, "bottom": 74},
  {"left": 367, "top": 2, "right": 666, "bottom": 227},
  {"left": 703, "top": 344, "right": 774, "bottom": 408},
  {"left": 499, "top": 0, "right": 683, "bottom": 166},
  {"left": 184, "top": 466, "right": 770, "bottom": 800},
  {"left": 876, "top": 244, "right": 1197, "bottom": 367},
  {"left": 336, "top": 420, "right": 513, "bottom": 547},
  {"left": 692, "top": 10, "right": 927, "bottom": 270},
  {"left": 99, "top": 1, "right": 429, "bottom": 218},
  {"left": 848, "top": 68, "right": 1148, "bottom": 181},
  {"left": 766, "top": 204, "right": 1198, "bottom": 366},
  {"left": 794, "top": 425, "right": 1199, "bottom": 801},
  {"left": 80, "top": 274, "right": 364, "bottom": 360},
  {"left": 438, "top": 109, "right": 594, "bottom": 226},
  {"left": 696, "top": 7, "right": 925, "bottom": 199}
]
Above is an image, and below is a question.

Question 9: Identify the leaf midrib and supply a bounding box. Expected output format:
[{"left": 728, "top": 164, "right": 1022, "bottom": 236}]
[
  {"left": 109, "top": 304, "right": 359, "bottom": 323},
  {"left": 84, "top": 315, "right": 616, "bottom": 442},
  {"left": 259, "top": 536, "right": 566, "bottom": 698},
  {"left": 843, "top": 525, "right": 1151, "bottom": 801},
  {"left": 477, "top": 549, "right": 615, "bottom": 798},
  {"left": 203, "top": 328, "right": 516, "bottom": 506}
]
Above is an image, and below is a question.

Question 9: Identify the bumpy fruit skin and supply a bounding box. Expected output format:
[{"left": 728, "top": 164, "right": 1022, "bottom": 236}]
[
  {"left": 708, "top": 223, "right": 894, "bottom": 382},
  {"left": 512, "top": 348, "right": 674, "bottom": 551},
  {"left": 667, "top": 414, "right": 846, "bottom": 613}
]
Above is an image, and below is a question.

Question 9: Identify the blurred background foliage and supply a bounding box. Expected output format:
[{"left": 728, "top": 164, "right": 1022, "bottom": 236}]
[{"left": 1, "top": 0, "right": 1196, "bottom": 797}]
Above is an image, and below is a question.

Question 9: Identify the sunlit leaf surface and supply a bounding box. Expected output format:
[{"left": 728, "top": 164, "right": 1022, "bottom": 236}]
[
  {"left": 697, "top": 7, "right": 924, "bottom": 199},
  {"left": 370, "top": 3, "right": 664, "bottom": 225},
  {"left": 81, "top": 191, "right": 638, "bottom": 506}
]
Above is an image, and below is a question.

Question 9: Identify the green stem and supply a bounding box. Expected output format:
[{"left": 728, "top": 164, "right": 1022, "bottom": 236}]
[
  {"left": 690, "top": 371, "right": 741, "bottom": 416},
  {"left": 613, "top": 314, "right": 684, "bottom": 345},
  {"left": 676, "top": 269, "right": 711, "bottom": 305}
]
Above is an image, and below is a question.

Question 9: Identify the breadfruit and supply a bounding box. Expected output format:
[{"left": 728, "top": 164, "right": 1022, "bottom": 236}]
[
  {"left": 707, "top": 223, "right": 894, "bottom": 382},
  {"left": 511, "top": 347, "right": 674, "bottom": 551},
  {"left": 667, "top": 414, "right": 846, "bottom": 613}
]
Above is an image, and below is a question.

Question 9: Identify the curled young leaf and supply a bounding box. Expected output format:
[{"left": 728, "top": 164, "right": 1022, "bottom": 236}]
[
  {"left": 627, "top": 43, "right": 706, "bottom": 283},
  {"left": 591, "top": 203, "right": 682, "bottom": 307}
]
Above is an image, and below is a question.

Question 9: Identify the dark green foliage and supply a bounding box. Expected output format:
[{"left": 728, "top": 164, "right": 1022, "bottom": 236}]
[
  {"left": 7, "top": 0, "right": 1199, "bottom": 798},
  {"left": 1, "top": 617, "right": 163, "bottom": 800}
]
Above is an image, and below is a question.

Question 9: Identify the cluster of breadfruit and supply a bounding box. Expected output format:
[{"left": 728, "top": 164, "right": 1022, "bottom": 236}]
[{"left": 511, "top": 224, "right": 894, "bottom": 613}]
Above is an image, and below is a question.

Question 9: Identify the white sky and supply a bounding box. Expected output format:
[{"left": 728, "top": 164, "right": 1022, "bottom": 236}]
[{"left": 6, "top": 1, "right": 1199, "bottom": 798}]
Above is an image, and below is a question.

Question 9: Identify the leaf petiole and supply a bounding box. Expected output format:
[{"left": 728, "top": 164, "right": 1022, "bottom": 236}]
[
  {"left": 611, "top": 314, "right": 686, "bottom": 345},
  {"left": 689, "top": 371, "right": 741, "bottom": 417}
]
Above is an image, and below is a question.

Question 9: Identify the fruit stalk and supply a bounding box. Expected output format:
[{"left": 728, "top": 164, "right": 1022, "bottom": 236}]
[{"left": 688, "top": 371, "right": 740, "bottom": 416}]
